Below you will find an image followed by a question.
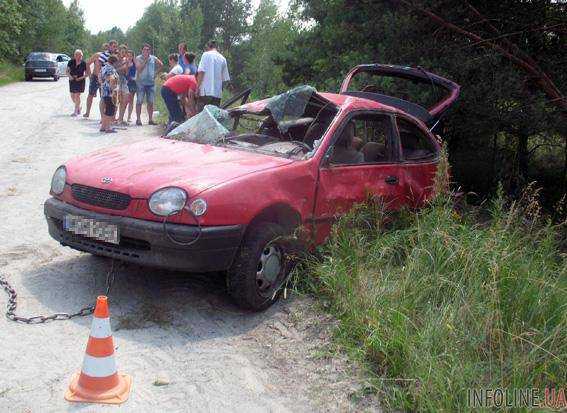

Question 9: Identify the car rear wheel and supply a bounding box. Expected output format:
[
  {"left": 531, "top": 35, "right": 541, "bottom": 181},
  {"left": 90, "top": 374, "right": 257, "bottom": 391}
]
[
  {"left": 228, "top": 222, "right": 291, "bottom": 311},
  {"left": 25, "top": 74, "right": 32, "bottom": 81}
]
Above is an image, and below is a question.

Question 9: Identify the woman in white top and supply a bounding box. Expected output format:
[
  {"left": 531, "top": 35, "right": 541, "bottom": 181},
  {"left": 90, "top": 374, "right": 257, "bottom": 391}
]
[{"left": 163, "top": 53, "right": 183, "bottom": 80}]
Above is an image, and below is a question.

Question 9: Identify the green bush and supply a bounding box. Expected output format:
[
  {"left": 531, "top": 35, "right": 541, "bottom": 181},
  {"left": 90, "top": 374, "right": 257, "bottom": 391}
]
[
  {"left": 0, "top": 61, "right": 22, "bottom": 86},
  {"left": 305, "top": 163, "right": 566, "bottom": 411}
]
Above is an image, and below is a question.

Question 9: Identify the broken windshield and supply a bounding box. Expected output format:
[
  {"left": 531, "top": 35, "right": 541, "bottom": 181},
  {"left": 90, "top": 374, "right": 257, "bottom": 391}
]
[{"left": 165, "top": 86, "right": 338, "bottom": 159}]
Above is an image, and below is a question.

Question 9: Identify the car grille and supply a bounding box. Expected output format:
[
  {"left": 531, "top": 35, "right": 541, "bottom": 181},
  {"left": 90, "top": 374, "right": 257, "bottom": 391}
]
[{"left": 71, "top": 184, "right": 131, "bottom": 210}]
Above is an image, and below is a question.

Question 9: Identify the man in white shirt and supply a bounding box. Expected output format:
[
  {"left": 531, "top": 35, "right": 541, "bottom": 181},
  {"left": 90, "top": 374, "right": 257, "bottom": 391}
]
[{"left": 196, "top": 40, "right": 230, "bottom": 112}]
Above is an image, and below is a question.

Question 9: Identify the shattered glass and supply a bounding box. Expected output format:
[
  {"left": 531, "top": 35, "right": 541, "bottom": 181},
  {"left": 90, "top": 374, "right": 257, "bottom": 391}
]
[
  {"left": 264, "top": 85, "right": 317, "bottom": 132},
  {"left": 167, "top": 105, "right": 232, "bottom": 143},
  {"left": 165, "top": 86, "right": 326, "bottom": 148}
]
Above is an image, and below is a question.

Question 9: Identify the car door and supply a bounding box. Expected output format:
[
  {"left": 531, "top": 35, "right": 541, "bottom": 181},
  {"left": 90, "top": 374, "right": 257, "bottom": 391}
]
[
  {"left": 395, "top": 115, "right": 441, "bottom": 207},
  {"left": 312, "top": 111, "right": 404, "bottom": 243}
]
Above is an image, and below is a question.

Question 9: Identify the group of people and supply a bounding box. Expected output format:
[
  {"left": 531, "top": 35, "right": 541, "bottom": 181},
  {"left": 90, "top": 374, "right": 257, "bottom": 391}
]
[{"left": 65, "top": 39, "right": 230, "bottom": 133}]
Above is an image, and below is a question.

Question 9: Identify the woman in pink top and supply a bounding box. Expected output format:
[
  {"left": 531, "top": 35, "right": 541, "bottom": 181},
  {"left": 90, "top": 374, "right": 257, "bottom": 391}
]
[{"left": 161, "top": 74, "right": 197, "bottom": 123}]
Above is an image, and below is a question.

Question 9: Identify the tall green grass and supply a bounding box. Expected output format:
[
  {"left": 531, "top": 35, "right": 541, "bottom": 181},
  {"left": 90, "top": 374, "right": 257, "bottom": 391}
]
[
  {"left": 0, "top": 61, "right": 22, "bottom": 86},
  {"left": 304, "top": 155, "right": 566, "bottom": 411}
]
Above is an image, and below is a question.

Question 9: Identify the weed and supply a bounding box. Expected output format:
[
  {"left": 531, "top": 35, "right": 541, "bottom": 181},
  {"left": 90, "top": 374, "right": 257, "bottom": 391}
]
[{"left": 304, "top": 152, "right": 567, "bottom": 411}]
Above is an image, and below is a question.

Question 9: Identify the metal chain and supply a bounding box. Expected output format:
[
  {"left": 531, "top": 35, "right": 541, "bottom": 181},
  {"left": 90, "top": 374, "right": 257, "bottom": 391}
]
[{"left": 0, "top": 259, "right": 117, "bottom": 324}]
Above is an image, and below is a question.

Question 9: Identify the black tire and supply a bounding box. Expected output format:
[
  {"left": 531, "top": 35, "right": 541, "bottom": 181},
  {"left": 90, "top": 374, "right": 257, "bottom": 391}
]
[
  {"left": 25, "top": 74, "right": 32, "bottom": 81},
  {"left": 228, "top": 222, "right": 291, "bottom": 311}
]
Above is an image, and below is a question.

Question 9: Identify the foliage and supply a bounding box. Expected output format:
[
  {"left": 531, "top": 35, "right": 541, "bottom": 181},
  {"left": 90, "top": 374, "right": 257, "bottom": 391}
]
[
  {"left": 126, "top": 0, "right": 204, "bottom": 62},
  {"left": 87, "top": 26, "right": 127, "bottom": 54},
  {"left": 181, "top": 0, "right": 252, "bottom": 51},
  {"left": 0, "top": 0, "right": 24, "bottom": 60},
  {"left": 0, "top": 61, "right": 23, "bottom": 86},
  {"left": 233, "top": 0, "right": 299, "bottom": 98},
  {"left": 283, "top": 0, "right": 566, "bottom": 203},
  {"left": 303, "top": 154, "right": 567, "bottom": 411},
  {"left": 12, "top": 0, "right": 87, "bottom": 59}
]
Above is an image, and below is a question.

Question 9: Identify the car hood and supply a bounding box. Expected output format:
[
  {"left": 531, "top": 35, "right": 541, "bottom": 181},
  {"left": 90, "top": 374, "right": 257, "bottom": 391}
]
[{"left": 65, "top": 138, "right": 294, "bottom": 198}]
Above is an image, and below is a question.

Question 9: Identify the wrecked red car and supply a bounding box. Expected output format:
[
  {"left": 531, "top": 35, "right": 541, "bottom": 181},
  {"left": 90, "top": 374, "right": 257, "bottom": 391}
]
[{"left": 44, "top": 64, "right": 460, "bottom": 310}]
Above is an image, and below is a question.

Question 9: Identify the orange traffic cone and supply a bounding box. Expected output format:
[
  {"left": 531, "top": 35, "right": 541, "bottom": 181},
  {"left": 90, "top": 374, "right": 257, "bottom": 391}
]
[{"left": 65, "top": 296, "right": 132, "bottom": 404}]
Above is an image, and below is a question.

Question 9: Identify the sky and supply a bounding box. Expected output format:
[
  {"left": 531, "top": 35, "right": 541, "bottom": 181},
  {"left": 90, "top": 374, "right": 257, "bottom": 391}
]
[{"left": 63, "top": 0, "right": 281, "bottom": 34}]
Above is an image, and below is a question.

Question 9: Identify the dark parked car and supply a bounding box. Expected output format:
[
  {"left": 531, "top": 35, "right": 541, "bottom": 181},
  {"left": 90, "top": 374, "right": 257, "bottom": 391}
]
[{"left": 24, "top": 52, "right": 61, "bottom": 81}]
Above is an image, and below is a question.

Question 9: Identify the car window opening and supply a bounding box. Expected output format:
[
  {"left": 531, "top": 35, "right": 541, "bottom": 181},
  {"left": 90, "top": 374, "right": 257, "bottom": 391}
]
[
  {"left": 397, "top": 118, "right": 438, "bottom": 161},
  {"left": 166, "top": 86, "right": 338, "bottom": 159},
  {"left": 329, "top": 113, "right": 395, "bottom": 166}
]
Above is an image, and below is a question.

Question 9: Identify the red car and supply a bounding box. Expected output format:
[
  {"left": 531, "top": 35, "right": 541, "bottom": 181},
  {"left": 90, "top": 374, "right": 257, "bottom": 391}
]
[{"left": 45, "top": 64, "right": 460, "bottom": 310}]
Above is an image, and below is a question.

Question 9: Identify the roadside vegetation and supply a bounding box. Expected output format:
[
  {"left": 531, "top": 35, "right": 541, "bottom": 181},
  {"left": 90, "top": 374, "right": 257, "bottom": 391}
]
[
  {"left": 0, "top": 61, "right": 22, "bottom": 86},
  {"left": 303, "top": 154, "right": 567, "bottom": 411}
]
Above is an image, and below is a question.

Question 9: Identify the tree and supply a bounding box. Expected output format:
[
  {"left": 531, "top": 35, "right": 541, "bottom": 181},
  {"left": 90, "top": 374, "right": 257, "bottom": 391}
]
[
  {"left": 63, "top": 0, "right": 88, "bottom": 52},
  {"left": 181, "top": 0, "right": 252, "bottom": 52},
  {"left": 12, "top": 0, "right": 89, "bottom": 58},
  {"left": 281, "top": 0, "right": 566, "bottom": 201},
  {"left": 235, "top": 0, "right": 298, "bottom": 96},
  {"left": 88, "top": 27, "right": 127, "bottom": 55},
  {"left": 0, "top": 0, "right": 24, "bottom": 60},
  {"left": 126, "top": 0, "right": 203, "bottom": 61}
]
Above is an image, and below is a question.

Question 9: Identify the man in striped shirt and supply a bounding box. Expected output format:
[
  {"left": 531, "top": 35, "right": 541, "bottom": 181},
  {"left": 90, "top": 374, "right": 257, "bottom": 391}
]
[{"left": 83, "top": 40, "right": 118, "bottom": 118}]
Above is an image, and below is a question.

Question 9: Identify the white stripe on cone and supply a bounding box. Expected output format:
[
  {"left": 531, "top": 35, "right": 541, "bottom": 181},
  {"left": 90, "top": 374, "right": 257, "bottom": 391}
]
[
  {"left": 90, "top": 317, "right": 112, "bottom": 338},
  {"left": 81, "top": 354, "right": 117, "bottom": 378}
]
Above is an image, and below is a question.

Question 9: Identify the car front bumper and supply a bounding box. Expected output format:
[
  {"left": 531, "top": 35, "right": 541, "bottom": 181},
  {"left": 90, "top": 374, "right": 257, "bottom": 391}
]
[{"left": 44, "top": 197, "right": 244, "bottom": 272}]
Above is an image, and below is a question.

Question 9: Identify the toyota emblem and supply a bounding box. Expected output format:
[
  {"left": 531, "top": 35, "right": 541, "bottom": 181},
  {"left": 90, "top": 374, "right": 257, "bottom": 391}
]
[{"left": 101, "top": 177, "right": 112, "bottom": 184}]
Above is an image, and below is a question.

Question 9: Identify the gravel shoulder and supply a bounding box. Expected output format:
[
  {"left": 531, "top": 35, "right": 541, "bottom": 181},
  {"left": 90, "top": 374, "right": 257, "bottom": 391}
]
[{"left": 0, "top": 80, "right": 377, "bottom": 412}]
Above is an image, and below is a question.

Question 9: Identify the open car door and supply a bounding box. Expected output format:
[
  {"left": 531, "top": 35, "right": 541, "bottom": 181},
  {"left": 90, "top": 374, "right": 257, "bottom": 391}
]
[
  {"left": 221, "top": 88, "right": 252, "bottom": 109},
  {"left": 340, "top": 64, "right": 460, "bottom": 130}
]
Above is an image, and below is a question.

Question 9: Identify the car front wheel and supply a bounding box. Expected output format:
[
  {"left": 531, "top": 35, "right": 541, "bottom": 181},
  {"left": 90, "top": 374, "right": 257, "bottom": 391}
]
[{"left": 228, "top": 222, "right": 291, "bottom": 311}]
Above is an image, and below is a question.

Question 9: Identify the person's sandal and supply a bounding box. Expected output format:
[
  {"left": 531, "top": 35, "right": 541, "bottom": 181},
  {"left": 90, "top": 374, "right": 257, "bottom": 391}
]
[
  {"left": 136, "top": 120, "right": 142, "bottom": 126},
  {"left": 148, "top": 120, "right": 157, "bottom": 125}
]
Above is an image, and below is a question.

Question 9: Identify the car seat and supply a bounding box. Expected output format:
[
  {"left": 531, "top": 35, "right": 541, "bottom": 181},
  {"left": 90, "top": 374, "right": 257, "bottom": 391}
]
[{"left": 361, "top": 142, "right": 386, "bottom": 162}]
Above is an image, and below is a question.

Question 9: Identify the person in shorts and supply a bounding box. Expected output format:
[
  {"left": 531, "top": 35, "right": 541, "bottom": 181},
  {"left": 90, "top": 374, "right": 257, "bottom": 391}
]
[
  {"left": 116, "top": 45, "right": 130, "bottom": 124},
  {"left": 83, "top": 40, "right": 117, "bottom": 118},
  {"left": 135, "top": 43, "right": 163, "bottom": 126},
  {"left": 66, "top": 49, "right": 87, "bottom": 116},
  {"left": 100, "top": 55, "right": 119, "bottom": 133}
]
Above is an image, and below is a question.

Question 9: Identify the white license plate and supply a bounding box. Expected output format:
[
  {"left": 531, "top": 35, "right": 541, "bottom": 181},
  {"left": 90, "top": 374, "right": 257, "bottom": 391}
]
[
  {"left": 63, "top": 215, "right": 119, "bottom": 244},
  {"left": 35, "top": 69, "right": 47, "bottom": 72}
]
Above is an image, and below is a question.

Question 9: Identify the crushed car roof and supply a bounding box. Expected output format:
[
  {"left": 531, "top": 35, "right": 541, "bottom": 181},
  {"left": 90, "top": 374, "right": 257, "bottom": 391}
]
[{"left": 240, "top": 89, "right": 404, "bottom": 115}]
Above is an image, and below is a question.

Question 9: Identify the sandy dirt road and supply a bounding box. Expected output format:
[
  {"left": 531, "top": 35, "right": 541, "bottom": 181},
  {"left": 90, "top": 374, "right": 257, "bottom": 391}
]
[{"left": 0, "top": 79, "right": 375, "bottom": 412}]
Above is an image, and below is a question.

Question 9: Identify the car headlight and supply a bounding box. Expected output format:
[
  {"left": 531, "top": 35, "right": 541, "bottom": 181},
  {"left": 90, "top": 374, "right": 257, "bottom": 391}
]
[
  {"left": 189, "top": 198, "right": 207, "bottom": 216},
  {"left": 148, "top": 187, "right": 187, "bottom": 216},
  {"left": 51, "top": 166, "right": 66, "bottom": 194}
]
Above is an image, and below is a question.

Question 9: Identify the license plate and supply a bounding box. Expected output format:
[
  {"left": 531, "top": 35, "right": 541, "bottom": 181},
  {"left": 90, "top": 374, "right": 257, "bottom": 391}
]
[
  {"left": 63, "top": 215, "right": 119, "bottom": 244},
  {"left": 35, "top": 69, "right": 47, "bottom": 72}
]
